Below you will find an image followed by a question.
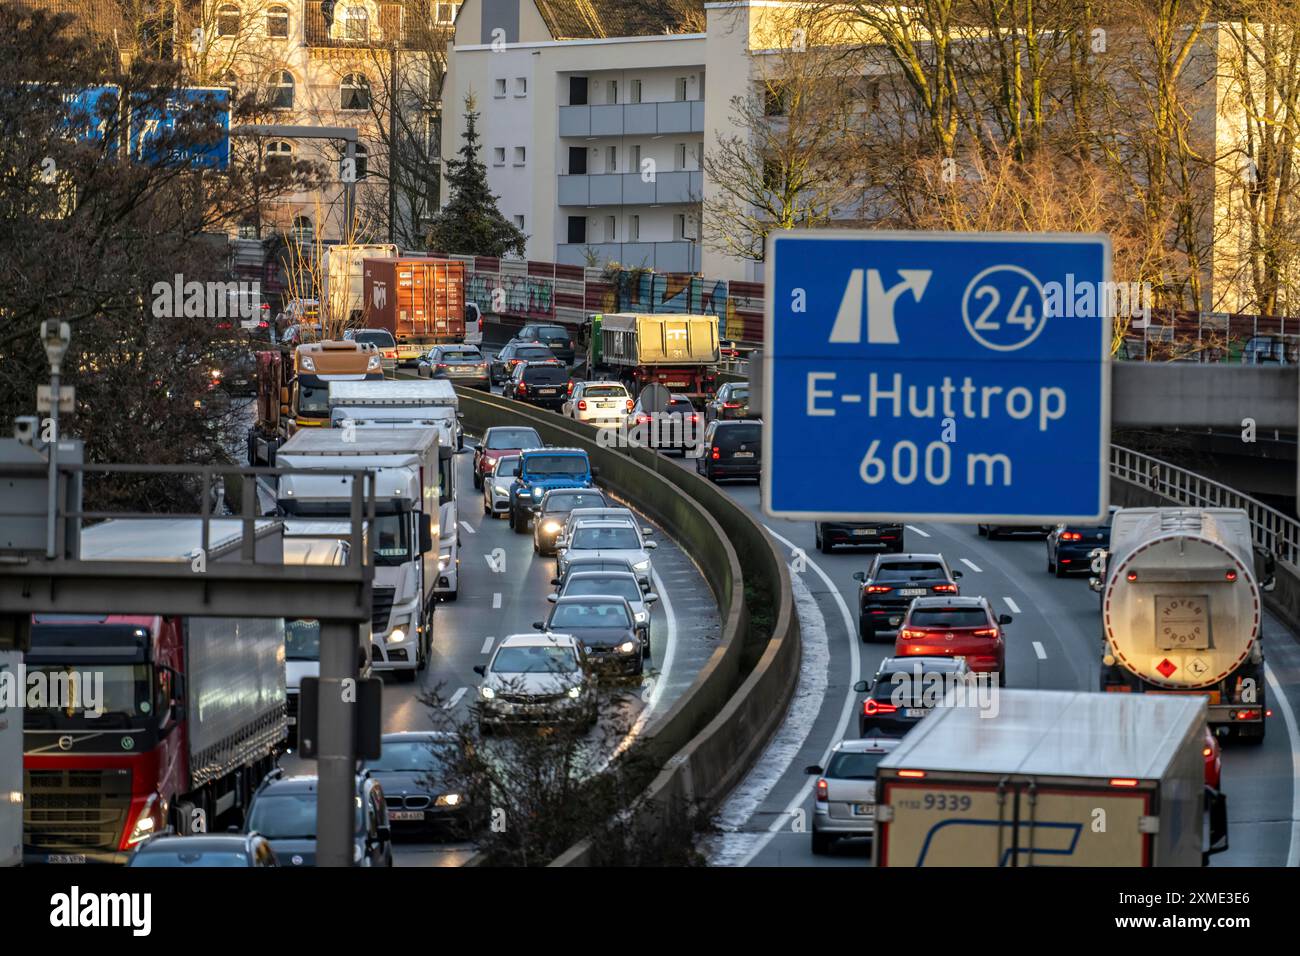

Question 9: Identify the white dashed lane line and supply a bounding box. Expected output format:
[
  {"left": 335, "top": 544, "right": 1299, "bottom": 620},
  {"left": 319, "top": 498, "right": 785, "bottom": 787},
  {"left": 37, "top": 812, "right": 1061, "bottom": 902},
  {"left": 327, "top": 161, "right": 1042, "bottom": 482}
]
[
  {"left": 443, "top": 687, "right": 467, "bottom": 710},
  {"left": 960, "top": 558, "right": 983, "bottom": 573},
  {"left": 480, "top": 636, "right": 494, "bottom": 655},
  {"left": 492, "top": 592, "right": 502, "bottom": 609},
  {"left": 1032, "top": 641, "right": 1048, "bottom": 661},
  {"left": 460, "top": 521, "right": 476, "bottom": 535},
  {"left": 1003, "top": 597, "right": 1022, "bottom": 614},
  {"left": 907, "top": 525, "right": 931, "bottom": 538}
]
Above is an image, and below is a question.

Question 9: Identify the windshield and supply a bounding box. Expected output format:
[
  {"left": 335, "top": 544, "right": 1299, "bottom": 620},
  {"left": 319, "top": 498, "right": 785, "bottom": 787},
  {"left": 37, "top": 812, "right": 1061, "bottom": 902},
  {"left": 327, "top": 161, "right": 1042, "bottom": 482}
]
[
  {"left": 246, "top": 793, "right": 363, "bottom": 839},
  {"left": 536, "top": 327, "right": 569, "bottom": 342},
  {"left": 522, "top": 367, "right": 567, "bottom": 385},
  {"left": 23, "top": 663, "right": 153, "bottom": 728},
  {"left": 492, "top": 645, "right": 578, "bottom": 674},
  {"left": 494, "top": 457, "right": 520, "bottom": 478},
  {"left": 516, "top": 347, "right": 553, "bottom": 360},
  {"left": 364, "top": 740, "right": 453, "bottom": 774},
  {"left": 441, "top": 350, "right": 481, "bottom": 363},
  {"left": 354, "top": 331, "right": 395, "bottom": 348},
  {"left": 131, "top": 849, "right": 249, "bottom": 867},
  {"left": 486, "top": 428, "right": 541, "bottom": 450},
  {"left": 551, "top": 602, "right": 633, "bottom": 628},
  {"left": 298, "top": 384, "right": 329, "bottom": 415},
  {"left": 908, "top": 608, "right": 990, "bottom": 628},
  {"left": 877, "top": 562, "right": 945, "bottom": 581},
  {"left": 523, "top": 455, "right": 588, "bottom": 478},
  {"left": 544, "top": 492, "right": 604, "bottom": 513},
  {"left": 583, "top": 385, "right": 626, "bottom": 398},
  {"left": 714, "top": 425, "right": 760, "bottom": 450},
  {"left": 372, "top": 514, "right": 412, "bottom": 566},
  {"left": 825, "top": 751, "right": 890, "bottom": 780},
  {"left": 285, "top": 620, "right": 320, "bottom": 661},
  {"left": 565, "top": 577, "right": 642, "bottom": 604},
  {"left": 571, "top": 527, "right": 640, "bottom": 551}
]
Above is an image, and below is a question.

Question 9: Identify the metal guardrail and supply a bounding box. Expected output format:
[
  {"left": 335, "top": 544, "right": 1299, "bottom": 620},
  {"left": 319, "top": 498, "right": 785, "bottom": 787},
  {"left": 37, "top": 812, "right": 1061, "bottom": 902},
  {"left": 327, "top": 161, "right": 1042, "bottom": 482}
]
[{"left": 1112, "top": 445, "right": 1300, "bottom": 561}]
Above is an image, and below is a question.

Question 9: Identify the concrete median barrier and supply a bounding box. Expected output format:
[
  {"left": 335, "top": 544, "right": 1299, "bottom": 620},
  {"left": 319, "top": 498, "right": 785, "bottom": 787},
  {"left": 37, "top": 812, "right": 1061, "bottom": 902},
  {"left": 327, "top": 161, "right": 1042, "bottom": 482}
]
[{"left": 454, "top": 387, "right": 798, "bottom": 865}]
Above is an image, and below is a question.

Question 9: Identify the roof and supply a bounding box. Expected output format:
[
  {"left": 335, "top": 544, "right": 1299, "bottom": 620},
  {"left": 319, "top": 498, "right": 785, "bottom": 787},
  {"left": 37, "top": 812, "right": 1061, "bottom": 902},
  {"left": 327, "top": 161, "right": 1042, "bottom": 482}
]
[
  {"left": 522, "top": 446, "right": 588, "bottom": 457},
  {"left": 329, "top": 380, "right": 457, "bottom": 408},
  {"left": 909, "top": 596, "right": 987, "bottom": 607},
  {"left": 80, "top": 519, "right": 278, "bottom": 561},
  {"left": 832, "top": 737, "right": 902, "bottom": 754},
  {"left": 875, "top": 656, "right": 967, "bottom": 674},
  {"left": 499, "top": 632, "right": 579, "bottom": 647},
  {"left": 278, "top": 427, "right": 436, "bottom": 455}
]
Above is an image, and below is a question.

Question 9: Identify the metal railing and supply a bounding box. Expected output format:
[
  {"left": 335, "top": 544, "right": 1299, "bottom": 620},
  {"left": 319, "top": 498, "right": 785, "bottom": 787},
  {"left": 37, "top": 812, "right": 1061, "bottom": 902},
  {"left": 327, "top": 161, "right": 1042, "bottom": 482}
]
[{"left": 1111, "top": 445, "right": 1300, "bottom": 563}]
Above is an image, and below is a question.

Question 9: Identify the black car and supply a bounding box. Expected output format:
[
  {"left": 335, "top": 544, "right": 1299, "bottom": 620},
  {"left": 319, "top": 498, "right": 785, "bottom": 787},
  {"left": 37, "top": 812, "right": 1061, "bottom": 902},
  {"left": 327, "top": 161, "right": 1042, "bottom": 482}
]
[
  {"left": 815, "top": 521, "right": 905, "bottom": 554},
  {"left": 243, "top": 770, "right": 393, "bottom": 867},
  {"left": 551, "top": 554, "right": 640, "bottom": 592},
  {"left": 534, "top": 487, "right": 611, "bottom": 555},
  {"left": 418, "top": 345, "right": 491, "bottom": 389},
  {"left": 491, "top": 341, "right": 557, "bottom": 384},
  {"left": 1046, "top": 507, "right": 1117, "bottom": 577},
  {"left": 127, "top": 833, "right": 278, "bottom": 867},
  {"left": 977, "top": 522, "right": 1051, "bottom": 539},
  {"left": 852, "top": 553, "right": 962, "bottom": 642},
  {"left": 854, "top": 656, "right": 971, "bottom": 737},
  {"left": 696, "top": 419, "right": 761, "bottom": 482},
  {"left": 214, "top": 350, "right": 257, "bottom": 395},
  {"left": 536, "top": 595, "right": 643, "bottom": 676},
  {"left": 628, "top": 392, "right": 703, "bottom": 455},
  {"left": 361, "top": 731, "right": 482, "bottom": 839},
  {"left": 515, "top": 323, "right": 576, "bottom": 365},
  {"left": 704, "top": 382, "right": 751, "bottom": 422},
  {"left": 509, "top": 361, "right": 570, "bottom": 409}
]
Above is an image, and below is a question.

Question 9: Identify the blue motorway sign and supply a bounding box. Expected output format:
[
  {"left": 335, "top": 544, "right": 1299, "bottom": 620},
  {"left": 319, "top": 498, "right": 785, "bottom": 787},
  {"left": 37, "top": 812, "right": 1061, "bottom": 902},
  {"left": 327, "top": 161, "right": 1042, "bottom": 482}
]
[
  {"left": 762, "top": 231, "right": 1110, "bottom": 523},
  {"left": 58, "top": 85, "right": 230, "bottom": 171}
]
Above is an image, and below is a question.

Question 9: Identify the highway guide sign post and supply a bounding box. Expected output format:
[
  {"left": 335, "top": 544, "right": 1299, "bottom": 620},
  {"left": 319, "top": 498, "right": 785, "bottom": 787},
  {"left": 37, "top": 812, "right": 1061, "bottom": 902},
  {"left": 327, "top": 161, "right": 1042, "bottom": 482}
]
[{"left": 762, "top": 231, "right": 1110, "bottom": 523}]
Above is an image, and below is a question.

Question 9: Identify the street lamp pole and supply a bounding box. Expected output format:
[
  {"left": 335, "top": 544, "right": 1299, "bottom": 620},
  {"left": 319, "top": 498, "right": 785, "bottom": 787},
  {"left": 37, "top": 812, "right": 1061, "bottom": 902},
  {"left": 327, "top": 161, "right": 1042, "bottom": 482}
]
[{"left": 41, "top": 320, "right": 71, "bottom": 559}]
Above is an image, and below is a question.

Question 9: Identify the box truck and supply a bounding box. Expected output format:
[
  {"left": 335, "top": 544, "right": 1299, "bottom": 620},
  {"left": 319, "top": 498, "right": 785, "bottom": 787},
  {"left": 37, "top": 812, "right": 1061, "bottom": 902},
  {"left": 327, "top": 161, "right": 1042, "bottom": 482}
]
[
  {"left": 276, "top": 428, "right": 439, "bottom": 679},
  {"left": 23, "top": 519, "right": 287, "bottom": 864},
  {"left": 1092, "top": 507, "right": 1275, "bottom": 741},
  {"left": 361, "top": 257, "right": 467, "bottom": 363},
  {"left": 586, "top": 313, "right": 720, "bottom": 401},
  {"left": 322, "top": 242, "right": 399, "bottom": 324},
  {"left": 874, "top": 689, "right": 1228, "bottom": 867},
  {"left": 328, "top": 379, "right": 462, "bottom": 600}
]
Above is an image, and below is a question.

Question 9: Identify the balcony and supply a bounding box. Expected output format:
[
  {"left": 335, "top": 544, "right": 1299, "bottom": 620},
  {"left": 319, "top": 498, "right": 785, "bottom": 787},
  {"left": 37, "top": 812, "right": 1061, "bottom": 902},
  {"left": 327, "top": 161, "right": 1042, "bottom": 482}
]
[
  {"left": 557, "top": 241, "right": 701, "bottom": 273},
  {"left": 558, "top": 101, "right": 705, "bottom": 137},
  {"left": 557, "top": 171, "right": 701, "bottom": 207}
]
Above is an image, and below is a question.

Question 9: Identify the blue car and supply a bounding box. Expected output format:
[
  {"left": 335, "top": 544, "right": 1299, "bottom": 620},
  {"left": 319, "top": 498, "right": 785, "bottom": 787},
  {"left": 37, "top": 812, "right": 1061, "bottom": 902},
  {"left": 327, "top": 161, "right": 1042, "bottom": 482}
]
[
  {"left": 1046, "top": 506, "right": 1117, "bottom": 577},
  {"left": 509, "top": 447, "right": 596, "bottom": 533}
]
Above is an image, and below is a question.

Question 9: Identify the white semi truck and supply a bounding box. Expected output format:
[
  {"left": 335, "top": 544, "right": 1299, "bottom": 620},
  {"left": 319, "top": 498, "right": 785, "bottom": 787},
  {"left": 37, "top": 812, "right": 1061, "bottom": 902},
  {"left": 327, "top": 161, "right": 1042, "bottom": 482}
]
[
  {"left": 1092, "top": 507, "right": 1275, "bottom": 741},
  {"left": 874, "top": 689, "right": 1229, "bottom": 867},
  {"left": 328, "top": 379, "right": 462, "bottom": 600},
  {"left": 276, "top": 428, "right": 439, "bottom": 681}
]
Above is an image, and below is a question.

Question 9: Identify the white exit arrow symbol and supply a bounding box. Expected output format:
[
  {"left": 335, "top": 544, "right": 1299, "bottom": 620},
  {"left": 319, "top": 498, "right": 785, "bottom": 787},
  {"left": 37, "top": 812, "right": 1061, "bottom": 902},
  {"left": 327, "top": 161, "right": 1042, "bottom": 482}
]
[{"left": 829, "top": 268, "right": 932, "bottom": 344}]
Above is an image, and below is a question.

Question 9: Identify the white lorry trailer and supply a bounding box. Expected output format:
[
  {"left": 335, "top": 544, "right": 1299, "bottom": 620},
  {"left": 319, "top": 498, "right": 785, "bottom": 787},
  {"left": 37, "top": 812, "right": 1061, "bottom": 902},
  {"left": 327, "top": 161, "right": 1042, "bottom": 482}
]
[
  {"left": 328, "top": 379, "right": 462, "bottom": 600},
  {"left": 276, "top": 428, "right": 439, "bottom": 681},
  {"left": 0, "top": 650, "right": 20, "bottom": 867},
  {"left": 322, "top": 242, "right": 399, "bottom": 324},
  {"left": 874, "top": 689, "right": 1228, "bottom": 867},
  {"left": 1092, "top": 507, "right": 1275, "bottom": 741}
]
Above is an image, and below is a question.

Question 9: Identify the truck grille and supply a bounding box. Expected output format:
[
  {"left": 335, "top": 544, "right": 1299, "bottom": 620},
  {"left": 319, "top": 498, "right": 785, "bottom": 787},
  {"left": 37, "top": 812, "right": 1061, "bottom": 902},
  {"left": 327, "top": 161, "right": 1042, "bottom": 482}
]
[
  {"left": 372, "top": 586, "right": 396, "bottom": 633},
  {"left": 24, "top": 768, "right": 133, "bottom": 853}
]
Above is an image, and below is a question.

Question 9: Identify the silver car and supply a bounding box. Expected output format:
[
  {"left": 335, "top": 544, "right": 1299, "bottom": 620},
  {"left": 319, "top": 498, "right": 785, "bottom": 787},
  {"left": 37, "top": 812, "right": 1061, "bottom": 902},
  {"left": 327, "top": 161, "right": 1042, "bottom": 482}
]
[
  {"left": 483, "top": 454, "right": 520, "bottom": 518},
  {"left": 472, "top": 633, "right": 595, "bottom": 731},
  {"left": 556, "top": 520, "right": 656, "bottom": 588},
  {"left": 805, "top": 737, "right": 902, "bottom": 855},
  {"left": 548, "top": 570, "right": 658, "bottom": 652},
  {"left": 562, "top": 506, "right": 642, "bottom": 545}
]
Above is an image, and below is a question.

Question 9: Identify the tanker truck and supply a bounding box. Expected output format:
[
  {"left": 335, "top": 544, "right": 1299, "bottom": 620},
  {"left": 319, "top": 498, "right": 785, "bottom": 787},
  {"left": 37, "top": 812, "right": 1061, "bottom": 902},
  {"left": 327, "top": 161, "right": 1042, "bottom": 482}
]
[{"left": 1092, "top": 507, "right": 1276, "bottom": 742}]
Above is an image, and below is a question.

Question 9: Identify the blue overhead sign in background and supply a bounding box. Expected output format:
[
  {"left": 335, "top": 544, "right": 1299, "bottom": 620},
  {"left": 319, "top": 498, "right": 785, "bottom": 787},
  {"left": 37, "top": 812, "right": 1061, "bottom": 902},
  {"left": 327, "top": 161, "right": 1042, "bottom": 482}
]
[
  {"left": 762, "top": 231, "right": 1110, "bottom": 523},
  {"left": 60, "top": 85, "right": 230, "bottom": 170}
]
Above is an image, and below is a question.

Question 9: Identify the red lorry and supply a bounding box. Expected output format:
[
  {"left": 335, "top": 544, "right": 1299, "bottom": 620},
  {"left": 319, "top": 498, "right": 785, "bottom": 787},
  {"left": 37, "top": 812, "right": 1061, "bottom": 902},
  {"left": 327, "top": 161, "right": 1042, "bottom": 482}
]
[
  {"left": 22, "top": 518, "right": 287, "bottom": 864},
  {"left": 361, "top": 257, "right": 467, "bottom": 363}
]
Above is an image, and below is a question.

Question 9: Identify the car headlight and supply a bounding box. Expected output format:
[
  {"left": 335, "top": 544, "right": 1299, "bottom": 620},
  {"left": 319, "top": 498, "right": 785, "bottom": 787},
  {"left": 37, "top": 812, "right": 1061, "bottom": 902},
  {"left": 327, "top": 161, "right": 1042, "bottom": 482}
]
[
  {"left": 438, "top": 557, "right": 449, "bottom": 571},
  {"left": 543, "top": 520, "right": 562, "bottom": 533},
  {"left": 480, "top": 686, "right": 496, "bottom": 699},
  {"left": 387, "top": 628, "right": 406, "bottom": 644},
  {"left": 126, "top": 793, "right": 162, "bottom": 846},
  {"left": 353, "top": 842, "right": 364, "bottom": 864},
  {"left": 567, "top": 686, "right": 582, "bottom": 699},
  {"left": 618, "top": 641, "right": 636, "bottom": 654},
  {"left": 632, "top": 560, "right": 650, "bottom": 573},
  {"left": 436, "top": 793, "right": 462, "bottom": 807},
  {"left": 532, "top": 487, "right": 544, "bottom": 498},
  {"left": 300, "top": 356, "right": 315, "bottom": 371},
  {"left": 634, "top": 610, "right": 649, "bottom": 625}
]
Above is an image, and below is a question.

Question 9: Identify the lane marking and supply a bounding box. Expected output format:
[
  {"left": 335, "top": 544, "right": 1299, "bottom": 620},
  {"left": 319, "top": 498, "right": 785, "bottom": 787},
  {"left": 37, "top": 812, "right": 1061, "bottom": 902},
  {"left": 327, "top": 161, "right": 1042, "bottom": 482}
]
[
  {"left": 1032, "top": 641, "right": 1048, "bottom": 660},
  {"left": 443, "top": 687, "right": 467, "bottom": 710},
  {"left": 906, "top": 525, "right": 931, "bottom": 538},
  {"left": 960, "top": 558, "right": 983, "bottom": 573},
  {"left": 492, "top": 592, "right": 502, "bottom": 609},
  {"left": 460, "top": 521, "right": 476, "bottom": 535},
  {"left": 1264, "top": 662, "right": 1300, "bottom": 867},
  {"left": 1003, "top": 597, "right": 1022, "bottom": 614},
  {"left": 480, "top": 636, "right": 494, "bottom": 655}
]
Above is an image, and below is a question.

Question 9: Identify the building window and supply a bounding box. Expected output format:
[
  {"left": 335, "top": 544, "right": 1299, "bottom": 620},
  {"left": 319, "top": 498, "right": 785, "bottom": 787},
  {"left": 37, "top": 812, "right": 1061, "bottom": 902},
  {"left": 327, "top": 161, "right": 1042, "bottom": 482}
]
[
  {"left": 764, "top": 84, "right": 786, "bottom": 117},
  {"left": 267, "top": 5, "right": 288, "bottom": 37},
  {"left": 567, "top": 216, "right": 586, "bottom": 244},
  {"left": 493, "top": 147, "right": 505, "bottom": 165},
  {"left": 675, "top": 143, "right": 687, "bottom": 169},
  {"left": 569, "top": 76, "right": 588, "bottom": 106},
  {"left": 631, "top": 144, "right": 641, "bottom": 172},
  {"left": 435, "top": 1, "right": 458, "bottom": 22},
  {"left": 216, "top": 3, "right": 240, "bottom": 36},
  {"left": 606, "top": 145, "right": 617, "bottom": 173},
  {"left": 238, "top": 220, "right": 258, "bottom": 239},
  {"left": 340, "top": 73, "right": 370, "bottom": 110},
  {"left": 567, "top": 146, "right": 587, "bottom": 174},
  {"left": 675, "top": 77, "right": 688, "bottom": 101},
  {"left": 266, "top": 140, "right": 293, "bottom": 172},
  {"left": 607, "top": 80, "right": 618, "bottom": 104},
  {"left": 269, "top": 71, "right": 294, "bottom": 110},
  {"left": 342, "top": 4, "right": 368, "bottom": 40},
  {"left": 629, "top": 215, "right": 639, "bottom": 241},
  {"left": 514, "top": 146, "right": 525, "bottom": 165},
  {"left": 292, "top": 215, "right": 314, "bottom": 242},
  {"left": 630, "top": 79, "right": 642, "bottom": 104},
  {"left": 606, "top": 215, "right": 616, "bottom": 240},
  {"left": 515, "top": 77, "right": 527, "bottom": 96},
  {"left": 514, "top": 214, "right": 525, "bottom": 229},
  {"left": 494, "top": 77, "right": 507, "bottom": 97},
  {"left": 675, "top": 214, "right": 687, "bottom": 239}
]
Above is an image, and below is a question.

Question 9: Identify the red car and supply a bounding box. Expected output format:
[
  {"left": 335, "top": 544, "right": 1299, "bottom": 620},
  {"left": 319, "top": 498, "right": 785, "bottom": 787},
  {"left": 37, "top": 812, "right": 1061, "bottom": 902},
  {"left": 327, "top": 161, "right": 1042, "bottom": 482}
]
[
  {"left": 894, "top": 596, "right": 1012, "bottom": 685},
  {"left": 472, "top": 425, "right": 543, "bottom": 490}
]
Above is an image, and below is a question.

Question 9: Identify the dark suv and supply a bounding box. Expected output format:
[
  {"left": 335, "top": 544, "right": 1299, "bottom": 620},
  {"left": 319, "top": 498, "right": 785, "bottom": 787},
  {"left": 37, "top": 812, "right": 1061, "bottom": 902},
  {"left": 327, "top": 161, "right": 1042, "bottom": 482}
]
[
  {"left": 509, "top": 361, "right": 570, "bottom": 409},
  {"left": 852, "top": 553, "right": 962, "bottom": 642},
  {"left": 815, "top": 521, "right": 904, "bottom": 554},
  {"left": 243, "top": 770, "right": 393, "bottom": 867},
  {"left": 696, "top": 420, "right": 761, "bottom": 482},
  {"left": 516, "top": 323, "right": 576, "bottom": 365}
]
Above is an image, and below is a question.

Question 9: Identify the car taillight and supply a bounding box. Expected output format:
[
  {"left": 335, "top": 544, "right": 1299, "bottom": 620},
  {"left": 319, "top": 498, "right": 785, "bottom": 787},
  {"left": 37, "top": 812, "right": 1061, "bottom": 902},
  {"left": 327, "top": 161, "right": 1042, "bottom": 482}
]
[
  {"left": 258, "top": 320, "right": 269, "bottom": 328},
  {"left": 626, "top": 399, "right": 634, "bottom": 412},
  {"left": 711, "top": 447, "right": 720, "bottom": 460},
  {"left": 577, "top": 400, "right": 588, "bottom": 410},
  {"left": 866, "top": 585, "right": 893, "bottom": 594},
  {"left": 1235, "top": 709, "right": 1260, "bottom": 720},
  {"left": 1126, "top": 571, "right": 1138, "bottom": 582},
  {"left": 723, "top": 402, "right": 740, "bottom": 408},
  {"left": 690, "top": 413, "right": 699, "bottom": 423},
  {"left": 972, "top": 628, "right": 998, "bottom": 637},
  {"left": 567, "top": 381, "right": 575, "bottom": 394},
  {"left": 437, "top": 363, "right": 447, "bottom": 370},
  {"left": 863, "top": 699, "right": 897, "bottom": 716},
  {"left": 1203, "top": 747, "right": 1214, "bottom": 757},
  {"left": 636, "top": 414, "right": 651, "bottom": 425},
  {"left": 932, "top": 583, "right": 958, "bottom": 593},
  {"left": 898, "top": 628, "right": 925, "bottom": 640},
  {"left": 815, "top": 778, "right": 828, "bottom": 802},
  {"left": 1061, "top": 531, "right": 1082, "bottom": 540},
  {"left": 1225, "top": 570, "right": 1237, "bottom": 582},
  {"left": 517, "top": 383, "right": 527, "bottom": 394}
]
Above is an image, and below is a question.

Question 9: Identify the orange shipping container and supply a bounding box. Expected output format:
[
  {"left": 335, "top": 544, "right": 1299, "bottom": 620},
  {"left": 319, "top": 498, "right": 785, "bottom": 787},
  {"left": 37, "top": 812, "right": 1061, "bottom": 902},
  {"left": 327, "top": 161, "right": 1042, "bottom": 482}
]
[{"left": 361, "top": 257, "right": 466, "bottom": 345}]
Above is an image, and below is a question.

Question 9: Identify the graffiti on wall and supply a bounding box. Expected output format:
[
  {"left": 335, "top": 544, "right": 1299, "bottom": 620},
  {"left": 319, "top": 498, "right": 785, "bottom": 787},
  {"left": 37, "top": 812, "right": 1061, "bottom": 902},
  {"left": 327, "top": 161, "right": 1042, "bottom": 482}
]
[{"left": 466, "top": 272, "right": 556, "bottom": 320}]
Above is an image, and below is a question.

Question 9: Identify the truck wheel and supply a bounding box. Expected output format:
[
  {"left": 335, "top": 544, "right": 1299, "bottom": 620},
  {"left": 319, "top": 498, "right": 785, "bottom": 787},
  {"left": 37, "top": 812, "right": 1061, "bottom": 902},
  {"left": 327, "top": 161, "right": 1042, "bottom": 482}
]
[
  {"left": 508, "top": 508, "right": 516, "bottom": 529},
  {"left": 1046, "top": 557, "right": 1055, "bottom": 574},
  {"left": 472, "top": 471, "right": 483, "bottom": 490},
  {"left": 811, "top": 832, "right": 832, "bottom": 856}
]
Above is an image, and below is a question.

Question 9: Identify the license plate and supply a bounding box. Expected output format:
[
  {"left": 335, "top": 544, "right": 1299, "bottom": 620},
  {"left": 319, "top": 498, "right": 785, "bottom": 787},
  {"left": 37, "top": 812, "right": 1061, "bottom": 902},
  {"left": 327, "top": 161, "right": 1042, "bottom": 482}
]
[
  {"left": 48, "top": 854, "right": 87, "bottom": 864},
  {"left": 734, "top": 451, "right": 754, "bottom": 458},
  {"left": 899, "top": 588, "right": 926, "bottom": 596},
  {"left": 597, "top": 402, "right": 614, "bottom": 409},
  {"left": 852, "top": 803, "right": 875, "bottom": 817},
  {"left": 538, "top": 388, "right": 557, "bottom": 395},
  {"left": 389, "top": 811, "right": 424, "bottom": 821},
  {"left": 904, "top": 708, "right": 930, "bottom": 718},
  {"left": 853, "top": 529, "right": 877, "bottom": 536}
]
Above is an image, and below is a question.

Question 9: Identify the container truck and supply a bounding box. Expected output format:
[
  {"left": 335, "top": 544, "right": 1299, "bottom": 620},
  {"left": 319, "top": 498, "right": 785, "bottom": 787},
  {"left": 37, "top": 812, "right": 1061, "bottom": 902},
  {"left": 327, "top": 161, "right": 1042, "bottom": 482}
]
[
  {"left": 327, "top": 379, "right": 462, "bottom": 600},
  {"left": 586, "top": 312, "right": 720, "bottom": 402},
  {"left": 247, "top": 340, "right": 384, "bottom": 467},
  {"left": 874, "top": 689, "right": 1229, "bottom": 867},
  {"left": 23, "top": 519, "right": 287, "bottom": 864},
  {"left": 322, "top": 242, "right": 399, "bottom": 324},
  {"left": 276, "top": 428, "right": 439, "bottom": 680},
  {"left": 0, "top": 650, "right": 20, "bottom": 867},
  {"left": 1091, "top": 507, "right": 1275, "bottom": 741},
  {"left": 361, "top": 257, "right": 467, "bottom": 364}
]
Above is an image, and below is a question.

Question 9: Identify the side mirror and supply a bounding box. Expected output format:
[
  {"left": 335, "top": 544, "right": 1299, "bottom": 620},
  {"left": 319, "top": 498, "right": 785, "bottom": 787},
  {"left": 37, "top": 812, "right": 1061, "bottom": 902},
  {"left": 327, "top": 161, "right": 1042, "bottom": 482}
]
[
  {"left": 853, "top": 680, "right": 870, "bottom": 693},
  {"left": 473, "top": 665, "right": 486, "bottom": 676},
  {"left": 591, "top": 466, "right": 601, "bottom": 478},
  {"left": 642, "top": 527, "right": 654, "bottom": 536},
  {"left": 952, "top": 570, "right": 963, "bottom": 579},
  {"left": 852, "top": 571, "right": 866, "bottom": 583},
  {"left": 550, "top": 578, "right": 561, "bottom": 586},
  {"left": 644, "top": 593, "right": 659, "bottom": 604},
  {"left": 997, "top": 614, "right": 1012, "bottom": 625},
  {"left": 532, "top": 621, "right": 545, "bottom": 631},
  {"left": 804, "top": 765, "right": 824, "bottom": 775},
  {"left": 419, "top": 513, "right": 434, "bottom": 554},
  {"left": 546, "top": 593, "right": 559, "bottom": 603},
  {"left": 457, "top": 411, "right": 465, "bottom": 419},
  {"left": 644, "top": 541, "right": 657, "bottom": 550}
]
